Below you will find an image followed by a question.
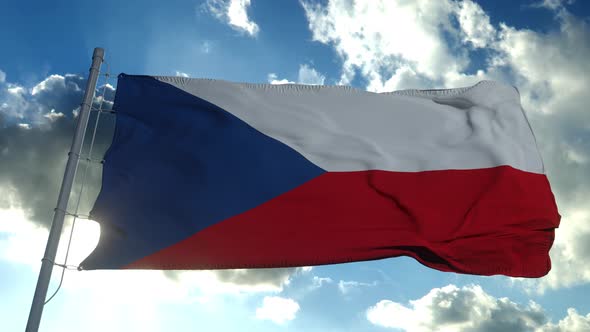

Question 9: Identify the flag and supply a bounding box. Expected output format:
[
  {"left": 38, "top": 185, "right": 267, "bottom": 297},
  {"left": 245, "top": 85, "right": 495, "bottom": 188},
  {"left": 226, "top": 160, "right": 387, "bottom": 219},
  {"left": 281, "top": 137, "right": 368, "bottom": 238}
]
[{"left": 80, "top": 74, "right": 560, "bottom": 277}]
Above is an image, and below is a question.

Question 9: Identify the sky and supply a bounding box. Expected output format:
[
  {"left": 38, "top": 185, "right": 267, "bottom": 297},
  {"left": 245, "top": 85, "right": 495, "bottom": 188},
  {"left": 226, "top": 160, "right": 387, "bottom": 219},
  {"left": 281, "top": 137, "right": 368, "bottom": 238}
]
[{"left": 1, "top": 0, "right": 590, "bottom": 331}]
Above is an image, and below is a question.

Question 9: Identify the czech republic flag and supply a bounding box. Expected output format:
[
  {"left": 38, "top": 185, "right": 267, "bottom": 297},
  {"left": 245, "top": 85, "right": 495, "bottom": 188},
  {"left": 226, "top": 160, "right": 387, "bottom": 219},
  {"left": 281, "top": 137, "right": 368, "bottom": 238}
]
[{"left": 80, "top": 74, "right": 560, "bottom": 278}]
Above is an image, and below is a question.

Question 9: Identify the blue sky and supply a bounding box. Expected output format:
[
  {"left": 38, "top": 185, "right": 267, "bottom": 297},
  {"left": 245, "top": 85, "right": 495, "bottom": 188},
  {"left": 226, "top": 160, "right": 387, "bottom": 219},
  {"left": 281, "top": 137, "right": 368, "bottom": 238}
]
[{"left": 1, "top": 0, "right": 590, "bottom": 331}]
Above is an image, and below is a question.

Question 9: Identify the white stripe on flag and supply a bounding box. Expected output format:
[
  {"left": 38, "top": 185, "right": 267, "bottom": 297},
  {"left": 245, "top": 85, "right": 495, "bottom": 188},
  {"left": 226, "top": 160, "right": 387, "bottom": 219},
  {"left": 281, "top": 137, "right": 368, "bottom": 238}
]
[{"left": 156, "top": 77, "right": 544, "bottom": 174}]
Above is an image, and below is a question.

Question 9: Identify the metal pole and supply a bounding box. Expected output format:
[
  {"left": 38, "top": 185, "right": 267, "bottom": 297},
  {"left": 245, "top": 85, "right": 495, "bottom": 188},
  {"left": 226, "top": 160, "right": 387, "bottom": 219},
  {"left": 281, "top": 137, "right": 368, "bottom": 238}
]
[{"left": 25, "top": 48, "right": 104, "bottom": 332}]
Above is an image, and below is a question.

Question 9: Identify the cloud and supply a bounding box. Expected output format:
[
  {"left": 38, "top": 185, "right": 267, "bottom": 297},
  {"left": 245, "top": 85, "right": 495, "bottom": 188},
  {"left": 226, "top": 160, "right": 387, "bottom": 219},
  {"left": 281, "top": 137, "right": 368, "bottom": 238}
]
[
  {"left": 519, "top": 209, "right": 590, "bottom": 293},
  {"left": 165, "top": 265, "right": 317, "bottom": 293},
  {"left": 162, "top": 268, "right": 302, "bottom": 294},
  {"left": 41, "top": 266, "right": 191, "bottom": 332},
  {"left": 213, "top": 268, "right": 295, "bottom": 287},
  {"left": 44, "top": 109, "right": 65, "bottom": 122},
  {"left": 0, "top": 122, "right": 80, "bottom": 228},
  {"left": 301, "top": 0, "right": 590, "bottom": 291},
  {"left": 268, "top": 73, "right": 295, "bottom": 85},
  {"left": 206, "top": 0, "right": 259, "bottom": 36},
  {"left": 255, "top": 296, "right": 300, "bottom": 324},
  {"left": 366, "top": 284, "right": 589, "bottom": 331},
  {"left": 542, "top": 308, "right": 590, "bottom": 332},
  {"left": 200, "top": 40, "right": 212, "bottom": 53},
  {"left": 337, "top": 279, "right": 376, "bottom": 295},
  {"left": 0, "top": 73, "right": 114, "bottom": 128},
  {"left": 0, "top": 69, "right": 5, "bottom": 83},
  {"left": 30, "top": 74, "right": 85, "bottom": 118},
  {"left": 312, "top": 276, "right": 333, "bottom": 288},
  {"left": 493, "top": 12, "right": 589, "bottom": 113},
  {"left": 1, "top": 83, "right": 35, "bottom": 122},
  {"left": 268, "top": 64, "right": 326, "bottom": 85},
  {"left": 297, "top": 64, "right": 326, "bottom": 85},
  {"left": 301, "top": 0, "right": 469, "bottom": 91},
  {"left": 0, "top": 74, "right": 115, "bottom": 228},
  {"left": 531, "top": 0, "right": 575, "bottom": 11},
  {"left": 456, "top": 0, "right": 496, "bottom": 48},
  {"left": 0, "top": 203, "right": 49, "bottom": 265}
]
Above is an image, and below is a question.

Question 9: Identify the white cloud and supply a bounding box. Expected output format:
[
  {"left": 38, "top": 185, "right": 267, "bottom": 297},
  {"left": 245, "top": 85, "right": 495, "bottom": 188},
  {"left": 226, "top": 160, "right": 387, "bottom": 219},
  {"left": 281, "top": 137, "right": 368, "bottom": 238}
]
[
  {"left": 175, "top": 71, "right": 190, "bottom": 77},
  {"left": 0, "top": 183, "right": 99, "bottom": 268},
  {"left": 165, "top": 264, "right": 316, "bottom": 294},
  {"left": 297, "top": 64, "right": 325, "bottom": 85},
  {"left": 201, "top": 40, "right": 212, "bottom": 53},
  {"left": 194, "top": 267, "right": 300, "bottom": 292},
  {"left": 268, "top": 73, "right": 294, "bottom": 85},
  {"left": 0, "top": 73, "right": 114, "bottom": 235},
  {"left": 303, "top": 276, "right": 334, "bottom": 292},
  {"left": 517, "top": 209, "right": 590, "bottom": 293},
  {"left": 2, "top": 85, "right": 28, "bottom": 120},
  {"left": 35, "top": 254, "right": 191, "bottom": 332},
  {"left": 6, "top": 86, "right": 26, "bottom": 96},
  {"left": 312, "top": 276, "right": 333, "bottom": 288},
  {"left": 164, "top": 269, "right": 291, "bottom": 295},
  {"left": 456, "top": 0, "right": 496, "bottom": 48},
  {"left": 301, "top": 0, "right": 468, "bottom": 90},
  {"left": 32, "top": 74, "right": 66, "bottom": 95},
  {"left": 337, "top": 279, "right": 376, "bottom": 295},
  {"left": 0, "top": 207, "right": 46, "bottom": 265},
  {"left": 0, "top": 69, "right": 5, "bottom": 83},
  {"left": 0, "top": 73, "right": 88, "bottom": 126},
  {"left": 299, "top": 0, "right": 582, "bottom": 92},
  {"left": 531, "top": 0, "right": 575, "bottom": 11},
  {"left": 102, "top": 83, "right": 114, "bottom": 91},
  {"left": 206, "top": 0, "right": 259, "bottom": 36},
  {"left": 268, "top": 64, "right": 326, "bottom": 85},
  {"left": 255, "top": 296, "right": 300, "bottom": 324},
  {"left": 493, "top": 12, "right": 589, "bottom": 114},
  {"left": 44, "top": 109, "right": 65, "bottom": 122},
  {"left": 564, "top": 148, "right": 589, "bottom": 164},
  {"left": 542, "top": 308, "right": 590, "bottom": 331},
  {"left": 367, "top": 284, "right": 589, "bottom": 331}
]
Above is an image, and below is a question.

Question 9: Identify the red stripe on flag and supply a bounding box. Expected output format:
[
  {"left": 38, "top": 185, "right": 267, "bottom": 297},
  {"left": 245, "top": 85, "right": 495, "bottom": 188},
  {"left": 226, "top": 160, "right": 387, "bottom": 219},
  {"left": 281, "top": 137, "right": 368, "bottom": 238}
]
[{"left": 126, "top": 166, "right": 560, "bottom": 277}]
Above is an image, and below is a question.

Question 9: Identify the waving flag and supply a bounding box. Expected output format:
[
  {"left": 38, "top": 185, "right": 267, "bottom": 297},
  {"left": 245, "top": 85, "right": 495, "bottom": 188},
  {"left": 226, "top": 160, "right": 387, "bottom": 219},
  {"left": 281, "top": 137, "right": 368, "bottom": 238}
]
[{"left": 80, "top": 74, "right": 560, "bottom": 277}]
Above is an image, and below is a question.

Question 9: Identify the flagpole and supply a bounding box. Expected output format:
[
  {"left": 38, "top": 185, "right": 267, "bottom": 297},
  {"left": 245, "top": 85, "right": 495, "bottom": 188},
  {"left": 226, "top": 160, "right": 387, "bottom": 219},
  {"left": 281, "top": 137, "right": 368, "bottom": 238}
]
[{"left": 25, "top": 47, "right": 105, "bottom": 332}]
